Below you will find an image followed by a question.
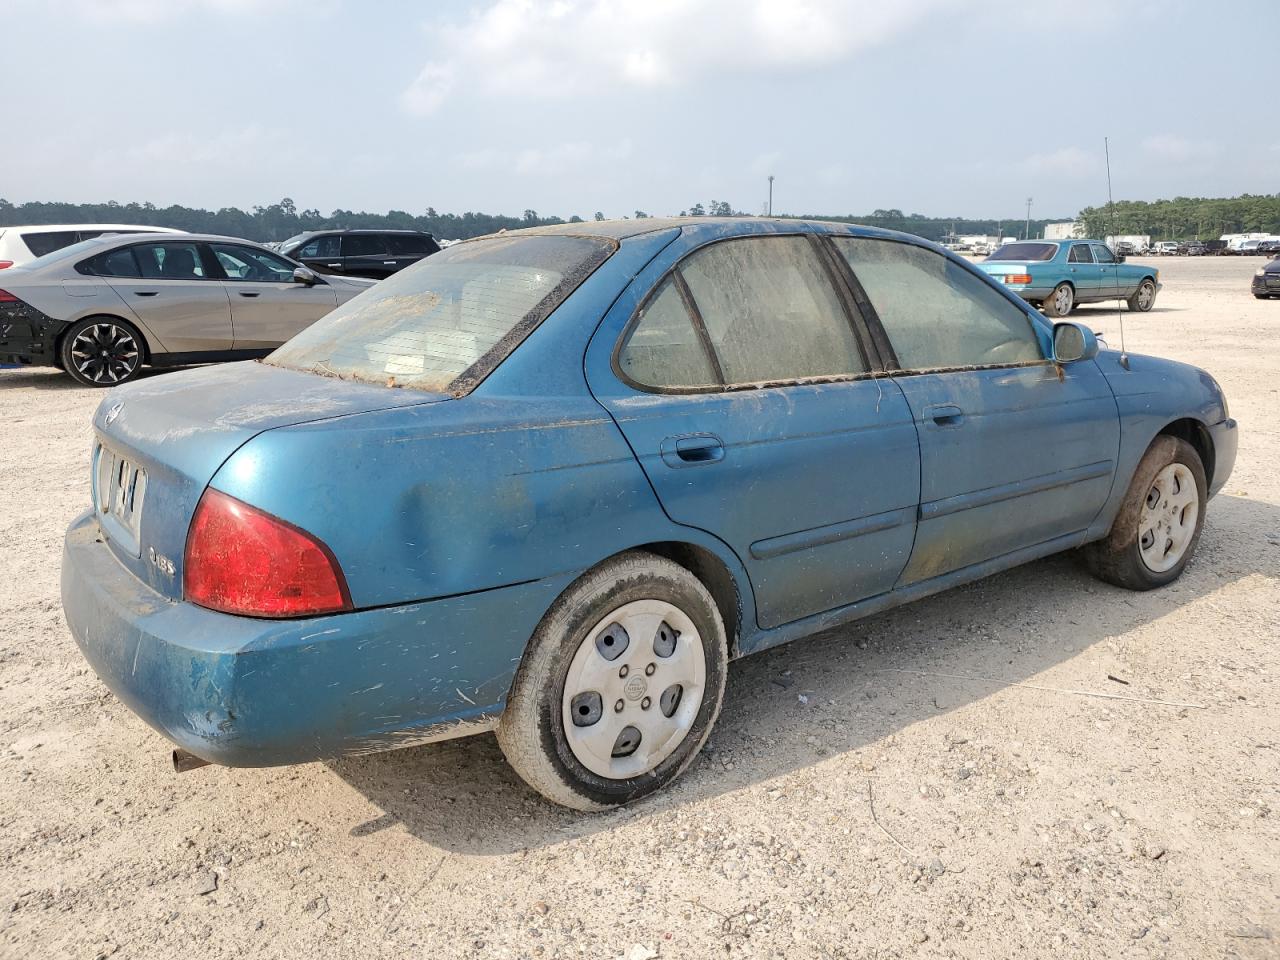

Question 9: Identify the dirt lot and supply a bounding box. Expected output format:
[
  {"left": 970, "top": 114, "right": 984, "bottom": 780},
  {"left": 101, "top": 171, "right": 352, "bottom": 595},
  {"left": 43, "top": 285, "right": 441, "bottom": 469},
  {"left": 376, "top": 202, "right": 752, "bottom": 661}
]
[{"left": 1, "top": 255, "right": 1277, "bottom": 960}]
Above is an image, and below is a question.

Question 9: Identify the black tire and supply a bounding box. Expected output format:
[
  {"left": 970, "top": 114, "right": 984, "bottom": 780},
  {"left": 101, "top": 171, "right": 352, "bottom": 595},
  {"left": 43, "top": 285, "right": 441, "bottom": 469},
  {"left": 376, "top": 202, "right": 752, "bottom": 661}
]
[
  {"left": 58, "top": 317, "right": 145, "bottom": 387},
  {"left": 1082, "top": 436, "right": 1207, "bottom": 590},
  {"left": 496, "top": 551, "right": 728, "bottom": 811},
  {"left": 1043, "top": 282, "right": 1074, "bottom": 318},
  {"left": 1127, "top": 278, "right": 1157, "bottom": 312}
]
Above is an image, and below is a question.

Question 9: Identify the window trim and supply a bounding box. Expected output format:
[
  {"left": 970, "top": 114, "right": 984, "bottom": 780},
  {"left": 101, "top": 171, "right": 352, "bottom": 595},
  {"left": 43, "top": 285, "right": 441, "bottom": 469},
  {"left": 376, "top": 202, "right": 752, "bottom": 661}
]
[
  {"left": 611, "top": 232, "right": 880, "bottom": 396},
  {"left": 1067, "top": 242, "right": 1095, "bottom": 264},
  {"left": 828, "top": 235, "right": 1051, "bottom": 375}
]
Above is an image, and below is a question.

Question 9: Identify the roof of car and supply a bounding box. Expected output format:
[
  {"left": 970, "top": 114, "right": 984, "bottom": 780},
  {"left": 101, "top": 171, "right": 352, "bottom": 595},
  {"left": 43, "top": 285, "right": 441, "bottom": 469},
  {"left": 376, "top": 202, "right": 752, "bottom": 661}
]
[
  {"left": 285, "top": 228, "right": 434, "bottom": 239},
  {"left": 0, "top": 223, "right": 184, "bottom": 234}
]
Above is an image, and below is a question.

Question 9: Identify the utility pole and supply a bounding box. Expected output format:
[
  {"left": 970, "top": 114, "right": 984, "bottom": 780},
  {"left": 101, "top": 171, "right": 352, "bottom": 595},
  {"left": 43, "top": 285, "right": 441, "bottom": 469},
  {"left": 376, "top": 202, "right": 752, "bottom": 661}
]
[
  {"left": 767, "top": 175, "right": 774, "bottom": 217},
  {"left": 1025, "top": 197, "right": 1033, "bottom": 239}
]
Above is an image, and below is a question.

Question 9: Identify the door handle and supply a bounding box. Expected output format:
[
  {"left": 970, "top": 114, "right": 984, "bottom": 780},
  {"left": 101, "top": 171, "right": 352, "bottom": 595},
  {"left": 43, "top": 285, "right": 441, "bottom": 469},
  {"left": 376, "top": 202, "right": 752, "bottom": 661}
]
[
  {"left": 238, "top": 291, "right": 261, "bottom": 298},
  {"left": 133, "top": 291, "right": 158, "bottom": 297},
  {"left": 660, "top": 434, "right": 725, "bottom": 467},
  {"left": 325, "top": 263, "right": 342, "bottom": 269},
  {"left": 925, "top": 403, "right": 964, "bottom": 427},
  {"left": 382, "top": 260, "right": 397, "bottom": 265}
]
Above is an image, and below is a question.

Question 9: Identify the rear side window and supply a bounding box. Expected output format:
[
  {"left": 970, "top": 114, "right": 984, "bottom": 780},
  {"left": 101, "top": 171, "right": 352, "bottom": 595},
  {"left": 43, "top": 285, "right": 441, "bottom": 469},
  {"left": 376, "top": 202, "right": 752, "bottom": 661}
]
[
  {"left": 298, "top": 235, "right": 340, "bottom": 258},
  {"left": 85, "top": 247, "right": 142, "bottom": 278},
  {"left": 617, "top": 277, "right": 718, "bottom": 388},
  {"left": 342, "top": 234, "right": 387, "bottom": 257},
  {"left": 1067, "top": 244, "right": 1094, "bottom": 264},
  {"left": 132, "top": 242, "right": 207, "bottom": 280},
  {"left": 269, "top": 235, "right": 614, "bottom": 393},
  {"left": 22, "top": 231, "right": 80, "bottom": 258},
  {"left": 387, "top": 234, "right": 436, "bottom": 256},
  {"left": 835, "top": 238, "right": 1043, "bottom": 370}
]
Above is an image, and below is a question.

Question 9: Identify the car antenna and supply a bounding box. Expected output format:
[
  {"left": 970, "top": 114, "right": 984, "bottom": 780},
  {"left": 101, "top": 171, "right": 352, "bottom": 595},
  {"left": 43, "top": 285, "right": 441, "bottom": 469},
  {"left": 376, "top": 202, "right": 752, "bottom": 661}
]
[{"left": 1104, "top": 136, "right": 1130, "bottom": 370}]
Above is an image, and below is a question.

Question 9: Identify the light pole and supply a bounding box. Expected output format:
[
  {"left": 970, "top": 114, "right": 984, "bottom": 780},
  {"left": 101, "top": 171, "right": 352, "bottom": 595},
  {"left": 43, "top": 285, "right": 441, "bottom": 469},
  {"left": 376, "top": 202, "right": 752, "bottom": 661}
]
[
  {"left": 1025, "top": 197, "right": 1033, "bottom": 239},
  {"left": 767, "top": 175, "right": 774, "bottom": 217}
]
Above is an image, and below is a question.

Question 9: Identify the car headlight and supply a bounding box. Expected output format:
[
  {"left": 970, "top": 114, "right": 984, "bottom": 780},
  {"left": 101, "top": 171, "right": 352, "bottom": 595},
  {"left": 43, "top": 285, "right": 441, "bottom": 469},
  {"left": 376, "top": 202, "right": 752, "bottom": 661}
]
[{"left": 1257, "top": 268, "right": 1266, "bottom": 277}]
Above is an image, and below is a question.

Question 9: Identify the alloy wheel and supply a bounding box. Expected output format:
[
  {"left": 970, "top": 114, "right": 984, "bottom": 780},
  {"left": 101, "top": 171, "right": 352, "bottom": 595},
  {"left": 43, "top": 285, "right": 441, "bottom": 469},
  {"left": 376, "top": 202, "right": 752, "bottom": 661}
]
[{"left": 69, "top": 323, "right": 140, "bottom": 385}]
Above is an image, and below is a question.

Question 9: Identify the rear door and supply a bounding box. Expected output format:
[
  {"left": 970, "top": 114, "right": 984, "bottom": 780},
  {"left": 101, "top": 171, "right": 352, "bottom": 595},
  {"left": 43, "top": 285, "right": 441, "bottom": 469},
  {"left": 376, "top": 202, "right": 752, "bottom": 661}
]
[
  {"left": 208, "top": 242, "right": 338, "bottom": 349},
  {"left": 100, "top": 240, "right": 233, "bottom": 352},
  {"left": 1065, "top": 242, "right": 1100, "bottom": 299},
  {"left": 386, "top": 233, "right": 439, "bottom": 273},
  {"left": 833, "top": 237, "right": 1120, "bottom": 584},
  {"left": 341, "top": 233, "right": 397, "bottom": 278},
  {"left": 587, "top": 232, "right": 921, "bottom": 630},
  {"left": 1091, "top": 243, "right": 1122, "bottom": 297}
]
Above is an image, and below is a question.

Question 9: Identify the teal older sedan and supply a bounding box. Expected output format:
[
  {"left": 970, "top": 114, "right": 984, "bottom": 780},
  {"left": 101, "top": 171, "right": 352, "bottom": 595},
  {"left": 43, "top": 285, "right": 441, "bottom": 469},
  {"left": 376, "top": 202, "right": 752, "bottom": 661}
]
[{"left": 978, "top": 239, "right": 1160, "bottom": 317}]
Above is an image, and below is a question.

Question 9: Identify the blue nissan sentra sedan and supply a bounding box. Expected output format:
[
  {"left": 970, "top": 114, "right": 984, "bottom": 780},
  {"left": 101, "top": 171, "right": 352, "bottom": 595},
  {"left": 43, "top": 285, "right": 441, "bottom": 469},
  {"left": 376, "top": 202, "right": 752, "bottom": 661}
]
[
  {"left": 977, "top": 239, "right": 1161, "bottom": 317},
  {"left": 62, "top": 218, "right": 1236, "bottom": 810}
]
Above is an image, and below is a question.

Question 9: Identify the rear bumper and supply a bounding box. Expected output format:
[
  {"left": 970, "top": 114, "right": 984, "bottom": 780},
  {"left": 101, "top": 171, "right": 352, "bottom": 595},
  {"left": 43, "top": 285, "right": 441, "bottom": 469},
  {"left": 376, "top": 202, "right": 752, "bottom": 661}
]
[
  {"left": 0, "top": 301, "right": 62, "bottom": 365},
  {"left": 1207, "top": 417, "right": 1238, "bottom": 498},
  {"left": 61, "top": 510, "right": 568, "bottom": 766}
]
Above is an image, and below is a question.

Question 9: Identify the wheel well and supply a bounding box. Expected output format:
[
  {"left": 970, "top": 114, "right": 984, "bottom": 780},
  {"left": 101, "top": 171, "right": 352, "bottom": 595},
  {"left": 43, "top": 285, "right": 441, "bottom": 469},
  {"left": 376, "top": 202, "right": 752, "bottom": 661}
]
[
  {"left": 56, "top": 315, "right": 152, "bottom": 364},
  {"left": 639, "top": 541, "right": 743, "bottom": 658},
  {"left": 1158, "top": 418, "right": 1214, "bottom": 488}
]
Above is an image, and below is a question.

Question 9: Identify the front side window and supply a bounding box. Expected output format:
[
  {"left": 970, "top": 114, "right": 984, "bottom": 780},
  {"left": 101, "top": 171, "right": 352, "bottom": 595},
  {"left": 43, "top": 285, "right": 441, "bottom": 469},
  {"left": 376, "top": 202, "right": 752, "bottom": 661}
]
[
  {"left": 1092, "top": 244, "right": 1116, "bottom": 264},
  {"left": 298, "top": 235, "right": 340, "bottom": 259},
  {"left": 269, "top": 235, "right": 613, "bottom": 392},
  {"left": 835, "top": 238, "right": 1043, "bottom": 370},
  {"left": 342, "top": 234, "right": 387, "bottom": 257},
  {"left": 1067, "top": 244, "right": 1094, "bottom": 264},
  {"left": 132, "top": 242, "right": 207, "bottom": 280},
  {"left": 211, "top": 243, "right": 297, "bottom": 282}
]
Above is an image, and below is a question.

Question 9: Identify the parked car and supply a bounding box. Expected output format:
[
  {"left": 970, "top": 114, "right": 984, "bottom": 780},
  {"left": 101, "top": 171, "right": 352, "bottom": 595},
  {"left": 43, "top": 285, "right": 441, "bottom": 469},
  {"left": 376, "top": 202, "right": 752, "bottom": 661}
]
[
  {"left": 979, "top": 239, "right": 1160, "bottom": 316},
  {"left": 1205, "top": 240, "right": 1229, "bottom": 256},
  {"left": 1237, "top": 239, "right": 1264, "bottom": 256},
  {"left": 1113, "top": 241, "right": 1136, "bottom": 257},
  {"left": 0, "top": 233, "right": 372, "bottom": 386},
  {"left": 1184, "top": 241, "right": 1208, "bottom": 256},
  {"left": 277, "top": 229, "right": 441, "bottom": 279},
  {"left": 1155, "top": 241, "right": 1179, "bottom": 256},
  {"left": 0, "top": 224, "right": 182, "bottom": 270},
  {"left": 62, "top": 217, "right": 1237, "bottom": 810},
  {"left": 1253, "top": 258, "right": 1280, "bottom": 298},
  {"left": 1256, "top": 240, "right": 1280, "bottom": 256}
]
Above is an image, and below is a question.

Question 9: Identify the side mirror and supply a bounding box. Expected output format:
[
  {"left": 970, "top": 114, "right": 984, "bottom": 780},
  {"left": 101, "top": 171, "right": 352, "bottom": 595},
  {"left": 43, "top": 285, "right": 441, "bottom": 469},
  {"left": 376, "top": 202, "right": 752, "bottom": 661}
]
[
  {"left": 1052, "top": 321, "right": 1099, "bottom": 363},
  {"left": 1115, "top": 253, "right": 1127, "bottom": 263},
  {"left": 293, "top": 266, "right": 317, "bottom": 285}
]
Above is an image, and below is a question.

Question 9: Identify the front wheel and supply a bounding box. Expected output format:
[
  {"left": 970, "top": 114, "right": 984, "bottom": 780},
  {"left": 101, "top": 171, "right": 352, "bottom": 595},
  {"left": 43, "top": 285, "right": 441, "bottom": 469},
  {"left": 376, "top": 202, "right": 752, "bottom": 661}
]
[
  {"left": 1082, "top": 436, "right": 1206, "bottom": 590},
  {"left": 1127, "top": 279, "right": 1157, "bottom": 312},
  {"left": 497, "top": 552, "right": 728, "bottom": 810},
  {"left": 59, "top": 318, "right": 144, "bottom": 386},
  {"left": 1043, "top": 282, "right": 1074, "bottom": 318}
]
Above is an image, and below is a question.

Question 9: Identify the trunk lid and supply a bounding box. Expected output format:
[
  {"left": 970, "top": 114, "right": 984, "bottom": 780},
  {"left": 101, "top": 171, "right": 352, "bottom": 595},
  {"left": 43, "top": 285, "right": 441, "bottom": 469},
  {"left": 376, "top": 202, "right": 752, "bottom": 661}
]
[{"left": 91, "top": 360, "right": 448, "bottom": 599}]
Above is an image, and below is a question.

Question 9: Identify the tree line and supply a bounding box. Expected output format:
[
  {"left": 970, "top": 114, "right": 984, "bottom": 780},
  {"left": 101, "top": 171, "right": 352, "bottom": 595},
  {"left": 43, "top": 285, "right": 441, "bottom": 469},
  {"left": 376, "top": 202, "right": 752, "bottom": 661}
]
[
  {"left": 3, "top": 194, "right": 1276, "bottom": 243},
  {"left": 1078, "top": 194, "right": 1280, "bottom": 240}
]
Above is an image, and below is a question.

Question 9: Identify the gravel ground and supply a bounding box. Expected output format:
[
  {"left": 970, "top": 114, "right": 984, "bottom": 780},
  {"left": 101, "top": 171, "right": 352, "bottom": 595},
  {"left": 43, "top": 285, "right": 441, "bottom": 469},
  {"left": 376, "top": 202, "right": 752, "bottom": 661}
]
[{"left": 1, "top": 255, "right": 1277, "bottom": 960}]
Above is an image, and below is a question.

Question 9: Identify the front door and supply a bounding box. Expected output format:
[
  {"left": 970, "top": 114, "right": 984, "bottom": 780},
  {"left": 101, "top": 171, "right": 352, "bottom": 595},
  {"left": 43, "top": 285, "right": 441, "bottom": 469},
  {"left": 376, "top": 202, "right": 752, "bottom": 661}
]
[
  {"left": 105, "top": 240, "right": 233, "bottom": 353},
  {"left": 1091, "top": 243, "right": 1122, "bottom": 298},
  {"left": 587, "top": 233, "right": 921, "bottom": 630},
  {"left": 208, "top": 242, "right": 338, "bottom": 349},
  {"left": 832, "top": 236, "right": 1120, "bottom": 585}
]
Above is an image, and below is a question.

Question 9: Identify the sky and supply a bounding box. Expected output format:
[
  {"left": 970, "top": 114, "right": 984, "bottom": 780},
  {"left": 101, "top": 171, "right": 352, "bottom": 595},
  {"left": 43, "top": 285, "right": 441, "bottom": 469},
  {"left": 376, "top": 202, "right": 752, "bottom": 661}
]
[{"left": 4, "top": 0, "right": 1276, "bottom": 222}]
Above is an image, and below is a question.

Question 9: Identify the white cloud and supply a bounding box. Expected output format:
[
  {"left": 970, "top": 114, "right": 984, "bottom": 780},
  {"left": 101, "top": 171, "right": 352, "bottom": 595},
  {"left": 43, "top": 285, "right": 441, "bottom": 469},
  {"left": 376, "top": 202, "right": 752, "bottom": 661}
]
[
  {"left": 1017, "top": 147, "right": 1101, "bottom": 179},
  {"left": 401, "top": 0, "right": 959, "bottom": 114},
  {"left": 1141, "top": 135, "right": 1222, "bottom": 163},
  {"left": 401, "top": 63, "right": 455, "bottom": 117},
  {"left": 36, "top": 0, "right": 283, "bottom": 22}
]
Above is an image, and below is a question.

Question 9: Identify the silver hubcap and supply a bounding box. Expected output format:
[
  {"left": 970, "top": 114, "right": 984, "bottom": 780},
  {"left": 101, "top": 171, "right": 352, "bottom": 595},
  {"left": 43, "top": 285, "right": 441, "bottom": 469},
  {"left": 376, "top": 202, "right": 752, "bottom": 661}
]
[
  {"left": 1136, "top": 282, "right": 1154, "bottom": 309},
  {"left": 1054, "top": 285, "right": 1073, "bottom": 313},
  {"left": 562, "top": 599, "right": 706, "bottom": 780},
  {"left": 1138, "top": 463, "right": 1198, "bottom": 573},
  {"left": 70, "top": 323, "right": 140, "bottom": 384}
]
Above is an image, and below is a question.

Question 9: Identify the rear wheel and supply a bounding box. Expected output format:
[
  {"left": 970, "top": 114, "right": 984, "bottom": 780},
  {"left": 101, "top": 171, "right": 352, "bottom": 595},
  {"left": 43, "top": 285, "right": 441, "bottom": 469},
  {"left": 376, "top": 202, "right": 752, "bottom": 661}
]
[
  {"left": 1082, "top": 436, "right": 1206, "bottom": 590},
  {"left": 496, "top": 552, "right": 728, "bottom": 810},
  {"left": 59, "top": 318, "right": 144, "bottom": 387},
  {"left": 1127, "top": 278, "right": 1157, "bottom": 312},
  {"left": 1043, "top": 282, "right": 1074, "bottom": 318}
]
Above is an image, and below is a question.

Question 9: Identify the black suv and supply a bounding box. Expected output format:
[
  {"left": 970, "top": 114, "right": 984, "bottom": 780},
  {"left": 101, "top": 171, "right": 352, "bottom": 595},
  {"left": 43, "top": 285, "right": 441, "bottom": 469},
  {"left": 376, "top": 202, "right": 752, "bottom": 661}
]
[{"left": 277, "top": 229, "right": 441, "bottom": 279}]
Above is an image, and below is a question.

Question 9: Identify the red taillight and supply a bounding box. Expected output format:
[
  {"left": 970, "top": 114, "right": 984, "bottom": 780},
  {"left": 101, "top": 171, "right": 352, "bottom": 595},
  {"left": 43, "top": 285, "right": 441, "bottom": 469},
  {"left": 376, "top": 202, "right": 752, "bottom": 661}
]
[
  {"left": 0, "top": 288, "right": 18, "bottom": 302},
  {"left": 1003, "top": 274, "right": 1033, "bottom": 285},
  {"left": 184, "top": 488, "right": 352, "bottom": 618},
  {"left": 0, "top": 262, "right": 14, "bottom": 270}
]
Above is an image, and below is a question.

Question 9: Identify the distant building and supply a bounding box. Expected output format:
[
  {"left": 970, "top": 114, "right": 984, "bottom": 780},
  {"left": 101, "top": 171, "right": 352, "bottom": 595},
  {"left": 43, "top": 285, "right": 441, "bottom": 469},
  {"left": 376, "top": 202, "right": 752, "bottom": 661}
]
[{"left": 1044, "top": 221, "right": 1084, "bottom": 240}]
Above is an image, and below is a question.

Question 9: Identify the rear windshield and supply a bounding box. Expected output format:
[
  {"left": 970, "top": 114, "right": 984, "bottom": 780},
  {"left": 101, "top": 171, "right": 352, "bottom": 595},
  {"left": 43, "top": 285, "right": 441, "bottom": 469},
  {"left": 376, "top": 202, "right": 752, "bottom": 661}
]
[
  {"left": 268, "top": 234, "right": 615, "bottom": 393},
  {"left": 986, "top": 242, "right": 1058, "bottom": 262}
]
